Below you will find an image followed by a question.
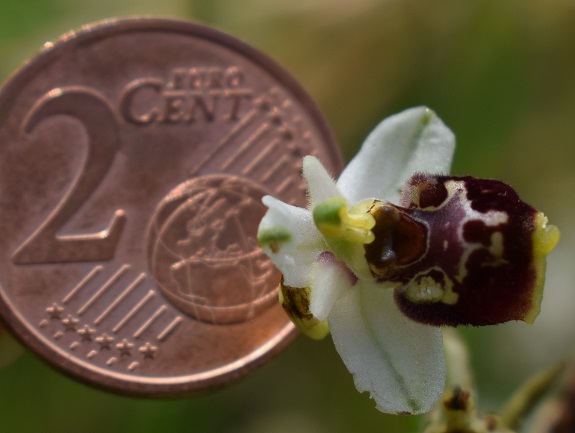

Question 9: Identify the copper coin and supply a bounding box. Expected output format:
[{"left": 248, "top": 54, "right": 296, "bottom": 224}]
[{"left": 0, "top": 17, "right": 342, "bottom": 394}]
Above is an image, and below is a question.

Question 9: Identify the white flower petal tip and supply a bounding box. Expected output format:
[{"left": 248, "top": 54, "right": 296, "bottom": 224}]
[
  {"left": 337, "top": 107, "right": 456, "bottom": 204},
  {"left": 329, "top": 286, "right": 446, "bottom": 415},
  {"left": 302, "top": 155, "right": 341, "bottom": 207},
  {"left": 258, "top": 196, "right": 323, "bottom": 288},
  {"left": 279, "top": 283, "right": 330, "bottom": 340}
]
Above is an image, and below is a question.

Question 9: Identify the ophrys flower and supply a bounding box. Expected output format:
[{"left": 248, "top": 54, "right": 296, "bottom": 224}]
[{"left": 257, "top": 107, "right": 558, "bottom": 415}]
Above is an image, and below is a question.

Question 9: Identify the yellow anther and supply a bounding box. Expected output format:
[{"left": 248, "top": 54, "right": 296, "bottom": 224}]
[{"left": 313, "top": 198, "right": 375, "bottom": 244}]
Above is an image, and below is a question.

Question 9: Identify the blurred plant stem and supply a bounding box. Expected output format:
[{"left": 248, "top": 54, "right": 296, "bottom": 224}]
[
  {"left": 422, "top": 329, "right": 564, "bottom": 433},
  {"left": 526, "top": 355, "right": 575, "bottom": 433},
  {"left": 500, "top": 360, "right": 564, "bottom": 430}
]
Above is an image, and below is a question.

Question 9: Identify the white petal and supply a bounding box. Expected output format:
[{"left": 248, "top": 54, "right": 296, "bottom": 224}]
[
  {"left": 337, "top": 107, "right": 455, "bottom": 204},
  {"left": 258, "top": 196, "right": 324, "bottom": 288},
  {"left": 328, "top": 283, "right": 446, "bottom": 414},
  {"left": 310, "top": 253, "right": 355, "bottom": 321},
  {"left": 303, "top": 155, "right": 341, "bottom": 207}
]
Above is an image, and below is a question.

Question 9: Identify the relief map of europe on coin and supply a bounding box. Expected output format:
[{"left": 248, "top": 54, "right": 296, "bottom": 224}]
[{"left": 0, "top": 18, "right": 342, "bottom": 394}]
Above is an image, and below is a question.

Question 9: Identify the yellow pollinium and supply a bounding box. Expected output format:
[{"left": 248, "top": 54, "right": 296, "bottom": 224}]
[{"left": 313, "top": 197, "right": 376, "bottom": 245}]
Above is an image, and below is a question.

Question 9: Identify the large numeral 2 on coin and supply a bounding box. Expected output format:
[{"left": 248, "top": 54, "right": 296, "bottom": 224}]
[{"left": 12, "top": 87, "right": 126, "bottom": 264}]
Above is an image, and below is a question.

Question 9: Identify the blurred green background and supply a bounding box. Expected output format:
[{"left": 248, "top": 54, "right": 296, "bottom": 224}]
[{"left": 1, "top": 0, "right": 574, "bottom": 432}]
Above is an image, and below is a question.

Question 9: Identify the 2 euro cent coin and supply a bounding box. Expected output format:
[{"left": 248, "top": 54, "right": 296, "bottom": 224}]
[{"left": 0, "top": 17, "right": 342, "bottom": 394}]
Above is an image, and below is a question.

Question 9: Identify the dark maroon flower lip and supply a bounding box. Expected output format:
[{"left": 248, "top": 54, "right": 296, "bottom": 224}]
[{"left": 364, "top": 173, "right": 559, "bottom": 327}]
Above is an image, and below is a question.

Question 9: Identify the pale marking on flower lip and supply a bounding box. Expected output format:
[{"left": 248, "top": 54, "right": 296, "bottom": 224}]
[
  {"left": 406, "top": 277, "right": 443, "bottom": 303},
  {"left": 443, "top": 180, "right": 509, "bottom": 283},
  {"left": 404, "top": 267, "right": 458, "bottom": 305},
  {"left": 479, "top": 232, "right": 509, "bottom": 268}
]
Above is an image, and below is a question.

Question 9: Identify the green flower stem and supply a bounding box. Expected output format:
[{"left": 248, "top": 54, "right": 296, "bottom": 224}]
[
  {"left": 443, "top": 329, "right": 474, "bottom": 392},
  {"left": 500, "top": 360, "right": 565, "bottom": 430},
  {"left": 423, "top": 330, "right": 513, "bottom": 433}
]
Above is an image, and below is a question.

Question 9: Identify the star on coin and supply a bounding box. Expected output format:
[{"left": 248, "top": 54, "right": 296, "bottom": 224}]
[
  {"left": 116, "top": 339, "right": 134, "bottom": 357},
  {"left": 139, "top": 342, "right": 158, "bottom": 360},
  {"left": 77, "top": 324, "right": 96, "bottom": 342},
  {"left": 46, "top": 303, "right": 64, "bottom": 320},
  {"left": 256, "top": 96, "right": 272, "bottom": 112},
  {"left": 61, "top": 315, "right": 79, "bottom": 332},
  {"left": 95, "top": 333, "right": 114, "bottom": 350}
]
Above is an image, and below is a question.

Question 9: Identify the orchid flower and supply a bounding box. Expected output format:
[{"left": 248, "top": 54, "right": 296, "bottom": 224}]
[{"left": 257, "top": 107, "right": 559, "bottom": 415}]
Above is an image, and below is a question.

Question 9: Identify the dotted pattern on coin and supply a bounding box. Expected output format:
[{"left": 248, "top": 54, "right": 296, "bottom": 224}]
[{"left": 0, "top": 18, "right": 342, "bottom": 394}]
